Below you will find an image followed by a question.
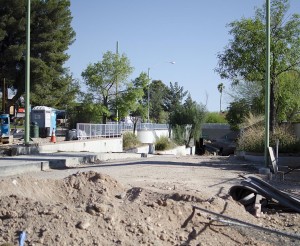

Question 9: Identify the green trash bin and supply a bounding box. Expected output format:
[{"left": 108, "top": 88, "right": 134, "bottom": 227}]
[{"left": 30, "top": 122, "right": 39, "bottom": 138}]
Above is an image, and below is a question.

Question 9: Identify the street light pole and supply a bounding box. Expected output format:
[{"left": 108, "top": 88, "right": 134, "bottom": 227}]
[
  {"left": 147, "top": 61, "right": 175, "bottom": 123},
  {"left": 264, "top": 0, "right": 270, "bottom": 167},
  {"left": 147, "top": 67, "right": 150, "bottom": 123},
  {"left": 25, "top": 0, "right": 31, "bottom": 145}
]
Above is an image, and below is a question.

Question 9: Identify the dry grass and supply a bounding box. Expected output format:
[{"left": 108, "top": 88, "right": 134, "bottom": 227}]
[{"left": 237, "top": 124, "right": 300, "bottom": 153}]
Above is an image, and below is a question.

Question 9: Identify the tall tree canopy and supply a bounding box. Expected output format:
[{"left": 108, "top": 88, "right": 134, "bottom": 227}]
[
  {"left": 277, "top": 71, "right": 300, "bottom": 122},
  {"left": 164, "top": 81, "right": 188, "bottom": 113},
  {"left": 216, "top": 0, "right": 300, "bottom": 132},
  {"left": 225, "top": 99, "right": 251, "bottom": 131},
  {"left": 169, "top": 94, "right": 206, "bottom": 146},
  {"left": 0, "top": 0, "right": 76, "bottom": 109},
  {"left": 81, "top": 51, "right": 133, "bottom": 123},
  {"left": 149, "top": 80, "right": 169, "bottom": 123},
  {"left": 128, "top": 72, "right": 149, "bottom": 133}
]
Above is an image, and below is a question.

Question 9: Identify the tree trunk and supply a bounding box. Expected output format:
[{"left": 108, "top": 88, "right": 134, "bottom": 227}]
[
  {"left": 220, "top": 93, "right": 222, "bottom": 113},
  {"left": 133, "top": 121, "right": 137, "bottom": 135},
  {"left": 102, "top": 114, "right": 107, "bottom": 124},
  {"left": 102, "top": 96, "right": 108, "bottom": 124}
]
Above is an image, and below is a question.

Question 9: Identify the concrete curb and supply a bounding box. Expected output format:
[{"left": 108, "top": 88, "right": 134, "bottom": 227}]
[
  {"left": 0, "top": 160, "right": 49, "bottom": 177},
  {"left": 0, "top": 152, "right": 146, "bottom": 177}
]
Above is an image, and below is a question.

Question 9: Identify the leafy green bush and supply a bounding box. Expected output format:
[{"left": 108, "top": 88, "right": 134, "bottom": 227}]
[
  {"left": 237, "top": 125, "right": 300, "bottom": 153},
  {"left": 205, "top": 112, "right": 227, "bottom": 123},
  {"left": 123, "top": 132, "right": 141, "bottom": 150},
  {"left": 172, "top": 125, "right": 186, "bottom": 146},
  {"left": 155, "top": 136, "right": 177, "bottom": 151}
]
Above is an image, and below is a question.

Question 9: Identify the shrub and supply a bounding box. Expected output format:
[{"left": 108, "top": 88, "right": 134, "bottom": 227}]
[
  {"left": 237, "top": 124, "right": 300, "bottom": 153},
  {"left": 205, "top": 112, "right": 227, "bottom": 123},
  {"left": 155, "top": 136, "right": 177, "bottom": 151},
  {"left": 172, "top": 125, "right": 186, "bottom": 146},
  {"left": 123, "top": 132, "right": 141, "bottom": 150},
  {"left": 237, "top": 126, "right": 264, "bottom": 153}
]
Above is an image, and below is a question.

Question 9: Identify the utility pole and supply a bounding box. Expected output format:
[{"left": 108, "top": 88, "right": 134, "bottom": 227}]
[
  {"left": 147, "top": 67, "right": 150, "bottom": 123},
  {"left": 25, "top": 0, "right": 31, "bottom": 145},
  {"left": 264, "top": 0, "right": 270, "bottom": 167},
  {"left": 116, "top": 41, "right": 119, "bottom": 122},
  {"left": 2, "top": 78, "right": 5, "bottom": 113}
]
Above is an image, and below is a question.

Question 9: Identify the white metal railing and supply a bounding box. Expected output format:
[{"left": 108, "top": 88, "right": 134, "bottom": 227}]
[
  {"left": 76, "top": 122, "right": 169, "bottom": 139},
  {"left": 76, "top": 123, "right": 121, "bottom": 139}
]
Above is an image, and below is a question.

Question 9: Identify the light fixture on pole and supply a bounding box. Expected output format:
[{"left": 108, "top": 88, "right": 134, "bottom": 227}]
[{"left": 147, "top": 61, "right": 175, "bottom": 123}]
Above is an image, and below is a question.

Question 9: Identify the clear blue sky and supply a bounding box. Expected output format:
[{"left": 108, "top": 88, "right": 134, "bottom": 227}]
[{"left": 66, "top": 0, "right": 300, "bottom": 112}]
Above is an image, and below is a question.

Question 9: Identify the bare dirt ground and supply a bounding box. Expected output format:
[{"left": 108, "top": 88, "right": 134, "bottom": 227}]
[{"left": 0, "top": 155, "right": 299, "bottom": 246}]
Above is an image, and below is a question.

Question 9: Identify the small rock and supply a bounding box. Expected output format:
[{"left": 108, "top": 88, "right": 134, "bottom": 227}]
[
  {"left": 159, "top": 234, "right": 166, "bottom": 241},
  {"left": 115, "top": 193, "right": 126, "bottom": 199},
  {"left": 86, "top": 207, "right": 96, "bottom": 215},
  {"left": 55, "top": 214, "right": 62, "bottom": 219},
  {"left": 147, "top": 226, "right": 154, "bottom": 231},
  {"left": 94, "top": 203, "right": 107, "bottom": 214},
  {"left": 144, "top": 201, "right": 155, "bottom": 207},
  {"left": 139, "top": 227, "right": 145, "bottom": 234},
  {"left": 76, "top": 220, "right": 90, "bottom": 230},
  {"left": 104, "top": 215, "right": 113, "bottom": 221}
]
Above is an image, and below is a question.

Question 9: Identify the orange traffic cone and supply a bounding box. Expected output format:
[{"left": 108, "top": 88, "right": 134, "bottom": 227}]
[{"left": 50, "top": 128, "right": 56, "bottom": 143}]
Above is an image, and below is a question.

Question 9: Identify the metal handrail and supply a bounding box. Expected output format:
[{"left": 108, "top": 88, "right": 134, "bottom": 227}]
[{"left": 76, "top": 122, "right": 169, "bottom": 139}]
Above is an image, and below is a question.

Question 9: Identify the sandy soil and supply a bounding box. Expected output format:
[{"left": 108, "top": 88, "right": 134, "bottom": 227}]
[{"left": 0, "top": 155, "right": 299, "bottom": 246}]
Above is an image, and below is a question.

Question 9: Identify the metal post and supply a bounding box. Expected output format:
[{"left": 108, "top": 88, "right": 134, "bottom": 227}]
[
  {"left": 2, "top": 78, "right": 5, "bottom": 113},
  {"left": 264, "top": 0, "right": 270, "bottom": 167},
  {"left": 116, "top": 41, "right": 119, "bottom": 122},
  {"left": 147, "top": 67, "right": 150, "bottom": 123},
  {"left": 25, "top": 0, "right": 31, "bottom": 145},
  {"left": 276, "top": 139, "right": 279, "bottom": 164}
]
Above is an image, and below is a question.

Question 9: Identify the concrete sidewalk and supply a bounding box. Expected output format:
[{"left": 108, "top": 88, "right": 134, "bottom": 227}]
[{"left": 0, "top": 152, "right": 146, "bottom": 177}]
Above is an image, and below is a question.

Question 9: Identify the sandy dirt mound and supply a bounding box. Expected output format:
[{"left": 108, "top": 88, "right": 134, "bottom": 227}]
[{"left": 0, "top": 171, "right": 299, "bottom": 245}]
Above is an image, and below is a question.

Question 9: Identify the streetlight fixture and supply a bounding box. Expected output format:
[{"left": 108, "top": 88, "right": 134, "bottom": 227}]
[{"left": 147, "top": 61, "right": 175, "bottom": 123}]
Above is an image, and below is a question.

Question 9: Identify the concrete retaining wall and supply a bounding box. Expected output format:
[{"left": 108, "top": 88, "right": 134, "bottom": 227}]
[
  {"left": 125, "top": 145, "right": 150, "bottom": 154},
  {"left": 156, "top": 146, "right": 195, "bottom": 156},
  {"left": 38, "top": 138, "right": 123, "bottom": 153},
  {"left": 125, "top": 145, "right": 195, "bottom": 156},
  {"left": 137, "top": 129, "right": 169, "bottom": 144},
  {"left": 294, "top": 123, "right": 300, "bottom": 139},
  {"left": 185, "top": 146, "right": 195, "bottom": 155}
]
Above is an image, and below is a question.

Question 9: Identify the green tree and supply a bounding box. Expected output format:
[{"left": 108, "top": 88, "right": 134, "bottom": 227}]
[
  {"left": 217, "top": 83, "right": 225, "bottom": 112},
  {"left": 226, "top": 99, "right": 250, "bottom": 131},
  {"left": 216, "top": 0, "right": 300, "bottom": 132},
  {"left": 169, "top": 94, "right": 206, "bottom": 146},
  {"left": 149, "top": 80, "right": 169, "bottom": 123},
  {"left": 129, "top": 73, "right": 149, "bottom": 133},
  {"left": 164, "top": 81, "right": 188, "bottom": 113},
  {"left": 205, "top": 112, "right": 227, "bottom": 123},
  {"left": 277, "top": 71, "right": 300, "bottom": 122},
  {"left": 0, "top": 0, "right": 76, "bottom": 109},
  {"left": 68, "top": 93, "right": 108, "bottom": 128},
  {"left": 226, "top": 81, "right": 264, "bottom": 115},
  {"left": 81, "top": 51, "right": 133, "bottom": 123}
]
